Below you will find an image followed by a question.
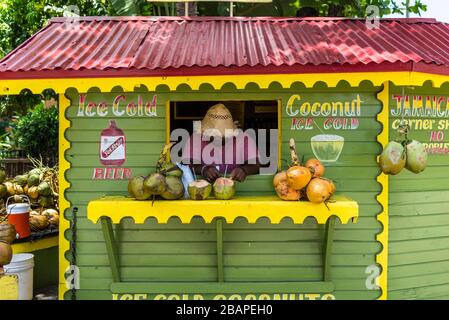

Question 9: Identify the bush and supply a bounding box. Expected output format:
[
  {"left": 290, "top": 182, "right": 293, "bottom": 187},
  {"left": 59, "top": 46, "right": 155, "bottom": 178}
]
[{"left": 16, "top": 104, "right": 58, "bottom": 164}]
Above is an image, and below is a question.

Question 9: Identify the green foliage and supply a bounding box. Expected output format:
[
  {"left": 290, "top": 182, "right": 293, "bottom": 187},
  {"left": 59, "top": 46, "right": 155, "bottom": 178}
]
[
  {"left": 15, "top": 104, "right": 58, "bottom": 161},
  {"left": 109, "top": 0, "right": 152, "bottom": 15},
  {"left": 291, "top": 0, "right": 427, "bottom": 17},
  {"left": 0, "top": 0, "right": 112, "bottom": 57}
]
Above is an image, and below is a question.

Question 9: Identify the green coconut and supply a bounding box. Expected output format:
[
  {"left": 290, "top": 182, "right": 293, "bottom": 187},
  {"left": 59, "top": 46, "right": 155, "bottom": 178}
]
[
  {"left": 405, "top": 140, "right": 428, "bottom": 174},
  {"left": 161, "top": 176, "right": 184, "bottom": 200},
  {"left": 38, "top": 181, "right": 51, "bottom": 196},
  {"left": 128, "top": 176, "right": 152, "bottom": 200},
  {"left": 14, "top": 174, "right": 28, "bottom": 187},
  {"left": 0, "top": 184, "right": 6, "bottom": 198},
  {"left": 143, "top": 172, "right": 167, "bottom": 195},
  {"left": 213, "top": 177, "right": 236, "bottom": 200},
  {"left": 29, "top": 168, "right": 42, "bottom": 176},
  {"left": 27, "top": 174, "right": 40, "bottom": 187},
  {"left": 38, "top": 195, "right": 54, "bottom": 208},
  {"left": 0, "top": 168, "right": 6, "bottom": 184},
  {"left": 188, "top": 179, "right": 212, "bottom": 200},
  {"left": 161, "top": 162, "right": 183, "bottom": 178},
  {"left": 379, "top": 141, "right": 406, "bottom": 175}
]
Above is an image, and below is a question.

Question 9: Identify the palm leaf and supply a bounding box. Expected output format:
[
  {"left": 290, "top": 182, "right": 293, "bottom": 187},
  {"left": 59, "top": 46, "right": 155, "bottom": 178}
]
[{"left": 110, "top": 0, "right": 140, "bottom": 16}]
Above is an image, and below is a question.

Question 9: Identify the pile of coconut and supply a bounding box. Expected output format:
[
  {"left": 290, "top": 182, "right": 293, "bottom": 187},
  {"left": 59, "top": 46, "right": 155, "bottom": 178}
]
[
  {"left": 0, "top": 160, "right": 59, "bottom": 233},
  {"left": 273, "top": 139, "right": 336, "bottom": 204},
  {"left": 128, "top": 143, "right": 236, "bottom": 201}
]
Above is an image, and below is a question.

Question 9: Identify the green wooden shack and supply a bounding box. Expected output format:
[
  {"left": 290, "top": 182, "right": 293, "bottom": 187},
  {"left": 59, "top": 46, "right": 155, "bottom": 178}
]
[{"left": 0, "top": 16, "right": 448, "bottom": 300}]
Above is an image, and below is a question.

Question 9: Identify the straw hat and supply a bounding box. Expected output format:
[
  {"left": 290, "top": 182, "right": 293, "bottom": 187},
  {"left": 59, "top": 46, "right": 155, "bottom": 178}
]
[{"left": 196, "top": 103, "right": 238, "bottom": 138}]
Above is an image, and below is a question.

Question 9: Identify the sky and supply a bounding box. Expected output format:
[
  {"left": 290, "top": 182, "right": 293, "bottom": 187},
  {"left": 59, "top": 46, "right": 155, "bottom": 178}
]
[{"left": 385, "top": 0, "right": 449, "bottom": 23}]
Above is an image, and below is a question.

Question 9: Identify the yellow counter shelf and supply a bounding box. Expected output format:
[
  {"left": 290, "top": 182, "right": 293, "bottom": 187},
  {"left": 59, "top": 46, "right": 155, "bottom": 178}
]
[
  {"left": 11, "top": 235, "right": 59, "bottom": 254},
  {"left": 87, "top": 195, "right": 359, "bottom": 225},
  {"left": 87, "top": 195, "right": 358, "bottom": 294}
]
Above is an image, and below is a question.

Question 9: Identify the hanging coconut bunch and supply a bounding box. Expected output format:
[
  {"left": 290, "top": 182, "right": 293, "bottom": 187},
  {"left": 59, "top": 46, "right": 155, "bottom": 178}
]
[
  {"left": 128, "top": 143, "right": 185, "bottom": 201},
  {"left": 273, "top": 138, "right": 336, "bottom": 204},
  {"left": 379, "top": 124, "right": 428, "bottom": 175}
]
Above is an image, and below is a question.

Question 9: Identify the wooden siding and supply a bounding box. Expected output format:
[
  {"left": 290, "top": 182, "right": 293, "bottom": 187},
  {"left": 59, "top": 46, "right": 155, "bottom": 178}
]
[{"left": 64, "top": 82, "right": 382, "bottom": 300}]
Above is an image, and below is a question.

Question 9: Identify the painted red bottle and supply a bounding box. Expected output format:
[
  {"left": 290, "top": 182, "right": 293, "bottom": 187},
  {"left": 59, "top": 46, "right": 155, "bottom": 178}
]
[{"left": 100, "top": 120, "right": 126, "bottom": 166}]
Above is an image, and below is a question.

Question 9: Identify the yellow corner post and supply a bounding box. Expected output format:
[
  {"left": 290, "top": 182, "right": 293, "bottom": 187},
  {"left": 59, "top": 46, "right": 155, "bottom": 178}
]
[
  {"left": 376, "top": 82, "right": 390, "bottom": 300},
  {"left": 58, "top": 93, "right": 72, "bottom": 300}
]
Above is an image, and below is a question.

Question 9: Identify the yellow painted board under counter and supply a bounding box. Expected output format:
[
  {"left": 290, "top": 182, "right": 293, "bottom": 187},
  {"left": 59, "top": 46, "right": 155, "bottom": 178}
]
[
  {"left": 87, "top": 195, "right": 358, "bottom": 225},
  {"left": 11, "top": 235, "right": 58, "bottom": 254}
]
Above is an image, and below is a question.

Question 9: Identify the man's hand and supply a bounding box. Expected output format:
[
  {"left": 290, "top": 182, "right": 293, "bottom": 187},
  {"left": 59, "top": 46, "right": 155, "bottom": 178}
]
[
  {"left": 230, "top": 167, "right": 247, "bottom": 182},
  {"left": 202, "top": 166, "right": 220, "bottom": 182}
]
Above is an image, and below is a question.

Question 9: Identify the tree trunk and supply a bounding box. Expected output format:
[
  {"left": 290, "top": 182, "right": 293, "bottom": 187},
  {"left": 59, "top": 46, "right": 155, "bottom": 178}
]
[{"left": 176, "top": 2, "right": 197, "bottom": 16}]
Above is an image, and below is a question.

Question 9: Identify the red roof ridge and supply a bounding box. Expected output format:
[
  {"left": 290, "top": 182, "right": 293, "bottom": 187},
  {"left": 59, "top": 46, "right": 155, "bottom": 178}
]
[{"left": 47, "top": 15, "right": 441, "bottom": 24}]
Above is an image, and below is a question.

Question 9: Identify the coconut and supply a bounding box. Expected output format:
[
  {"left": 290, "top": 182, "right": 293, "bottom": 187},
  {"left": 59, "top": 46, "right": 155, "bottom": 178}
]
[
  {"left": 143, "top": 173, "right": 167, "bottom": 195},
  {"left": 29, "top": 168, "right": 42, "bottom": 177},
  {"left": 379, "top": 141, "right": 406, "bottom": 175},
  {"left": 29, "top": 215, "right": 50, "bottom": 231},
  {"left": 0, "top": 184, "right": 7, "bottom": 198},
  {"left": 128, "top": 176, "right": 152, "bottom": 200},
  {"left": 188, "top": 179, "right": 212, "bottom": 200},
  {"left": 0, "top": 168, "right": 6, "bottom": 184},
  {"left": 275, "top": 181, "right": 300, "bottom": 201},
  {"left": 14, "top": 175, "right": 28, "bottom": 187},
  {"left": 42, "top": 209, "right": 59, "bottom": 218},
  {"left": 13, "top": 184, "right": 23, "bottom": 195},
  {"left": 213, "top": 177, "right": 236, "bottom": 200},
  {"left": 273, "top": 171, "right": 287, "bottom": 188},
  {"left": 405, "top": 140, "right": 428, "bottom": 174},
  {"left": 161, "top": 163, "right": 183, "bottom": 177},
  {"left": 0, "top": 223, "right": 16, "bottom": 244},
  {"left": 13, "top": 195, "right": 24, "bottom": 203},
  {"left": 306, "top": 178, "right": 332, "bottom": 204},
  {"left": 0, "top": 241, "right": 13, "bottom": 266},
  {"left": 160, "top": 176, "right": 184, "bottom": 200},
  {"left": 286, "top": 166, "right": 312, "bottom": 190},
  {"left": 38, "top": 181, "right": 51, "bottom": 196},
  {"left": 4, "top": 182, "right": 14, "bottom": 196},
  {"left": 27, "top": 174, "right": 40, "bottom": 187},
  {"left": 28, "top": 186, "right": 39, "bottom": 200},
  {"left": 38, "top": 196, "right": 54, "bottom": 208}
]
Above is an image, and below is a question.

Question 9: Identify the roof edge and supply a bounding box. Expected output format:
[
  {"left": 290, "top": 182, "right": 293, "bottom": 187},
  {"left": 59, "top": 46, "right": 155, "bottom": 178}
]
[
  {"left": 0, "top": 61, "right": 426, "bottom": 80},
  {"left": 48, "top": 16, "right": 441, "bottom": 24}
]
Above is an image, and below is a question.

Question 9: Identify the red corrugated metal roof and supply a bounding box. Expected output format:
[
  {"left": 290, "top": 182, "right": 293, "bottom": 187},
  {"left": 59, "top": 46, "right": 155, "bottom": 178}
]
[{"left": 1, "top": 16, "right": 449, "bottom": 79}]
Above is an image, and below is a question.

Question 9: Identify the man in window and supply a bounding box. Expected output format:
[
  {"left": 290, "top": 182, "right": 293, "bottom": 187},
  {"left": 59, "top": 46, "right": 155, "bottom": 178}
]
[{"left": 182, "top": 103, "right": 260, "bottom": 183}]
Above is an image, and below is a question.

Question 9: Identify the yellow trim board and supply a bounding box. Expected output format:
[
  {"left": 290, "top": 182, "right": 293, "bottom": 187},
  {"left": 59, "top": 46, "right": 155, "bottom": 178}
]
[
  {"left": 58, "top": 93, "right": 72, "bottom": 301},
  {"left": 375, "top": 82, "right": 390, "bottom": 300},
  {"left": 1, "top": 71, "right": 448, "bottom": 95},
  {"left": 12, "top": 236, "right": 58, "bottom": 254},
  {"left": 87, "top": 195, "right": 358, "bottom": 225}
]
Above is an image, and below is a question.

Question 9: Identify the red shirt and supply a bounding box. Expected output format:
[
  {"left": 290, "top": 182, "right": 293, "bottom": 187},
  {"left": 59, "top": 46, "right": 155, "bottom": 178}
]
[{"left": 182, "top": 132, "right": 259, "bottom": 175}]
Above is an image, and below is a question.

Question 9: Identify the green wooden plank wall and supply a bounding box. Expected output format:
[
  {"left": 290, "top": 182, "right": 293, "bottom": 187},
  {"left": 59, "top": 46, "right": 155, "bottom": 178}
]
[
  {"left": 63, "top": 81, "right": 382, "bottom": 300},
  {"left": 388, "top": 82, "right": 449, "bottom": 300}
]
